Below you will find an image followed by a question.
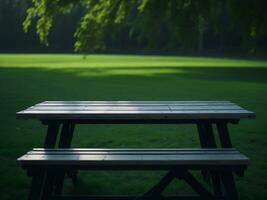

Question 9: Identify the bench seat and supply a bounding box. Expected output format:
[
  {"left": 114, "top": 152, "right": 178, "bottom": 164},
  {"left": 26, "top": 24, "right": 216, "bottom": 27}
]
[
  {"left": 17, "top": 148, "right": 249, "bottom": 200},
  {"left": 17, "top": 148, "right": 249, "bottom": 171}
]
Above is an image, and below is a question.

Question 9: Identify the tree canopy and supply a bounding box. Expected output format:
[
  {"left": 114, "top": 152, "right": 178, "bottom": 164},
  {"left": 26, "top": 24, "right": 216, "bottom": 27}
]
[{"left": 23, "top": 0, "right": 267, "bottom": 53}]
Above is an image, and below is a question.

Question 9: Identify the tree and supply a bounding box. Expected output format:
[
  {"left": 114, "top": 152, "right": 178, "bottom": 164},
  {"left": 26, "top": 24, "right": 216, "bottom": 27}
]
[{"left": 23, "top": 0, "right": 267, "bottom": 53}]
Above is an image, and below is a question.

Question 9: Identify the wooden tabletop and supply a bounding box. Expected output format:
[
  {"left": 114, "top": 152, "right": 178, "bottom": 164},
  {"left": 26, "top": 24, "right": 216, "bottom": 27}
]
[{"left": 16, "top": 101, "right": 255, "bottom": 120}]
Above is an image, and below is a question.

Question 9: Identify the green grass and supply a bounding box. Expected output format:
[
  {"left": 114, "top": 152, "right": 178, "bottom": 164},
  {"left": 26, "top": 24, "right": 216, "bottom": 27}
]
[{"left": 0, "top": 54, "right": 267, "bottom": 199}]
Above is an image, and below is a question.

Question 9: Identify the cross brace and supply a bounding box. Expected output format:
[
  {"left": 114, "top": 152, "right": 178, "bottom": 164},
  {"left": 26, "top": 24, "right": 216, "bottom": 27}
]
[{"left": 143, "top": 170, "right": 215, "bottom": 200}]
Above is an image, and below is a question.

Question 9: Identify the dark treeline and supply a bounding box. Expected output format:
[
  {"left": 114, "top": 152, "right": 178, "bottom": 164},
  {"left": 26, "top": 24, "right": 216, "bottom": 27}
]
[
  {"left": 1, "top": 0, "right": 267, "bottom": 55},
  {"left": 0, "top": 0, "right": 80, "bottom": 53}
]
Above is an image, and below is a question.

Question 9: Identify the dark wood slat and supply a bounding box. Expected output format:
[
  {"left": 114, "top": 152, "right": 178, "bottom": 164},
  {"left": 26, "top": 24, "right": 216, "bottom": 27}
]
[
  {"left": 40, "top": 100, "right": 233, "bottom": 105},
  {"left": 32, "top": 147, "right": 236, "bottom": 151},
  {"left": 17, "top": 149, "right": 250, "bottom": 166},
  {"left": 38, "top": 103, "right": 236, "bottom": 106},
  {"left": 26, "top": 103, "right": 240, "bottom": 110},
  {"left": 17, "top": 110, "right": 253, "bottom": 114},
  {"left": 27, "top": 151, "right": 240, "bottom": 155},
  {"left": 169, "top": 105, "right": 242, "bottom": 110},
  {"left": 18, "top": 158, "right": 249, "bottom": 166},
  {"left": 17, "top": 101, "right": 255, "bottom": 120},
  {"left": 28, "top": 149, "right": 240, "bottom": 155},
  {"left": 55, "top": 195, "right": 204, "bottom": 200},
  {"left": 22, "top": 104, "right": 244, "bottom": 109},
  {"left": 27, "top": 106, "right": 170, "bottom": 111},
  {"left": 20, "top": 149, "right": 245, "bottom": 154},
  {"left": 23, "top": 151, "right": 245, "bottom": 157},
  {"left": 27, "top": 105, "right": 242, "bottom": 112},
  {"left": 16, "top": 111, "right": 255, "bottom": 120}
]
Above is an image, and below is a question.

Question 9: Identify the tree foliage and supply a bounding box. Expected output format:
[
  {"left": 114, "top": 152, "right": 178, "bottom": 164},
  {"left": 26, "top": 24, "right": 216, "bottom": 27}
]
[{"left": 23, "top": 0, "right": 267, "bottom": 53}]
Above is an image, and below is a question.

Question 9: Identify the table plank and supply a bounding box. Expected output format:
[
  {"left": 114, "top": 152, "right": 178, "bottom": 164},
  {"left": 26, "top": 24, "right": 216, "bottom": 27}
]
[
  {"left": 40, "top": 101, "right": 233, "bottom": 104},
  {"left": 16, "top": 101, "right": 255, "bottom": 120},
  {"left": 29, "top": 148, "right": 239, "bottom": 155},
  {"left": 28, "top": 105, "right": 241, "bottom": 111}
]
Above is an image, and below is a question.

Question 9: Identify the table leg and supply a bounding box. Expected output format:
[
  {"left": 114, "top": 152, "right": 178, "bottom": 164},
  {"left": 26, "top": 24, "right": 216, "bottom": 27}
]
[
  {"left": 202, "top": 123, "right": 216, "bottom": 147},
  {"left": 197, "top": 122, "right": 217, "bottom": 179},
  {"left": 40, "top": 171, "right": 56, "bottom": 200},
  {"left": 54, "top": 122, "right": 76, "bottom": 196},
  {"left": 58, "top": 123, "right": 75, "bottom": 148},
  {"left": 28, "top": 123, "right": 60, "bottom": 200},
  {"left": 197, "top": 122, "right": 223, "bottom": 198},
  {"left": 221, "top": 171, "right": 239, "bottom": 200},
  {"left": 59, "top": 123, "right": 77, "bottom": 182},
  {"left": 197, "top": 123, "right": 209, "bottom": 182},
  {"left": 197, "top": 123, "right": 209, "bottom": 148},
  {"left": 28, "top": 170, "right": 46, "bottom": 200},
  {"left": 216, "top": 122, "right": 232, "bottom": 148},
  {"left": 216, "top": 121, "right": 239, "bottom": 200},
  {"left": 43, "top": 123, "right": 61, "bottom": 198},
  {"left": 44, "top": 123, "right": 60, "bottom": 148}
]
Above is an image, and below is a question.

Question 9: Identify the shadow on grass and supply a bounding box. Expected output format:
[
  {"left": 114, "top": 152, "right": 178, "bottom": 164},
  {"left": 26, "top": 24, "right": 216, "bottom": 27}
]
[
  {"left": 1, "top": 65, "right": 266, "bottom": 110},
  {"left": 1, "top": 65, "right": 267, "bottom": 82},
  {"left": 49, "top": 66, "right": 267, "bottom": 84}
]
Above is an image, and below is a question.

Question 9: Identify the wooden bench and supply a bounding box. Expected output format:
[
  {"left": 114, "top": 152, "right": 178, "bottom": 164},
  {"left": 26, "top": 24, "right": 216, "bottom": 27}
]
[{"left": 17, "top": 148, "right": 249, "bottom": 200}]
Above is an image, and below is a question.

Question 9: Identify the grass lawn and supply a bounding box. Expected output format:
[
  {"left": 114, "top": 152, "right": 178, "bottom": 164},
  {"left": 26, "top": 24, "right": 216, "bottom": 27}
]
[{"left": 0, "top": 54, "right": 267, "bottom": 200}]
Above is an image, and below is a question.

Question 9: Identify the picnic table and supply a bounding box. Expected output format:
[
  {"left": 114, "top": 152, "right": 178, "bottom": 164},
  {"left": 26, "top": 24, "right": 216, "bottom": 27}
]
[{"left": 16, "top": 101, "right": 255, "bottom": 200}]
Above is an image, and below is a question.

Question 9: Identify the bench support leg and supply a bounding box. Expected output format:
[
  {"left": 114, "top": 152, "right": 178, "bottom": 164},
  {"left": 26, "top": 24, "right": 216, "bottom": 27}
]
[
  {"left": 28, "top": 171, "right": 46, "bottom": 200},
  {"left": 29, "top": 123, "right": 61, "bottom": 200},
  {"left": 221, "top": 171, "right": 239, "bottom": 200},
  {"left": 216, "top": 121, "right": 239, "bottom": 199},
  {"left": 211, "top": 173, "right": 223, "bottom": 198},
  {"left": 176, "top": 170, "right": 214, "bottom": 199},
  {"left": 204, "top": 123, "right": 224, "bottom": 198},
  {"left": 197, "top": 123, "right": 210, "bottom": 183},
  {"left": 144, "top": 169, "right": 214, "bottom": 200},
  {"left": 144, "top": 171, "right": 175, "bottom": 198},
  {"left": 40, "top": 171, "right": 57, "bottom": 200},
  {"left": 63, "top": 124, "right": 78, "bottom": 182},
  {"left": 54, "top": 122, "right": 76, "bottom": 196},
  {"left": 197, "top": 122, "right": 224, "bottom": 198}
]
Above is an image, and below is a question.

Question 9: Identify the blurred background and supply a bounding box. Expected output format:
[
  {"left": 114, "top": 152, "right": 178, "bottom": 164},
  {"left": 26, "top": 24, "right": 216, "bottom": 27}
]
[{"left": 1, "top": 0, "right": 267, "bottom": 55}]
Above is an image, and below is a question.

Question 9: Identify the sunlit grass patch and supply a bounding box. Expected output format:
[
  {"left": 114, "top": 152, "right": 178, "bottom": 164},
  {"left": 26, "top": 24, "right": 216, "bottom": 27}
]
[{"left": 0, "top": 54, "right": 267, "bottom": 70}]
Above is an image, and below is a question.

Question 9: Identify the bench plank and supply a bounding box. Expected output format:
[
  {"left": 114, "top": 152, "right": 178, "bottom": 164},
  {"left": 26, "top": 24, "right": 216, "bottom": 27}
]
[{"left": 17, "top": 148, "right": 249, "bottom": 167}]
